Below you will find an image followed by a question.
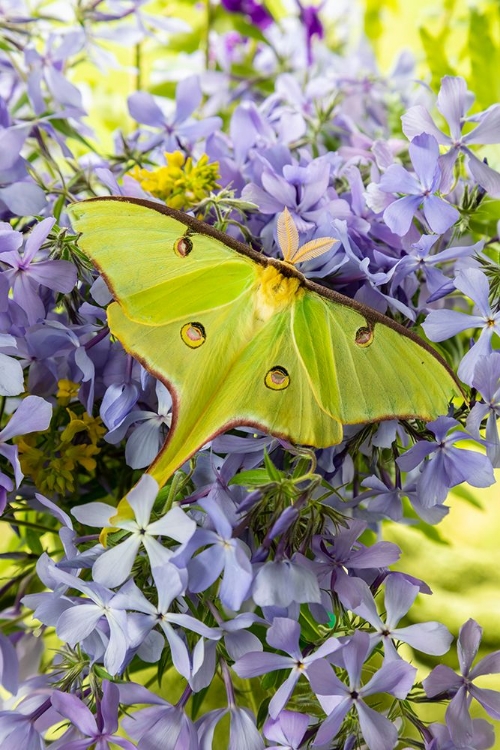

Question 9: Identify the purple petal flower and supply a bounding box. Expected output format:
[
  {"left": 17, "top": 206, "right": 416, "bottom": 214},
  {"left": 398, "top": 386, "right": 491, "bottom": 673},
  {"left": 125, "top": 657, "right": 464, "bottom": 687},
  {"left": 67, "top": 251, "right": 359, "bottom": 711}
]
[
  {"left": 263, "top": 710, "right": 309, "bottom": 749},
  {"left": 72, "top": 474, "right": 195, "bottom": 587},
  {"left": 424, "top": 619, "right": 500, "bottom": 746},
  {"left": 309, "top": 631, "right": 415, "bottom": 749},
  {"left": 233, "top": 617, "right": 340, "bottom": 718},
  {"left": 423, "top": 269, "right": 500, "bottom": 385},
  {"left": 401, "top": 76, "right": 500, "bottom": 196},
  {"left": 467, "top": 353, "right": 500, "bottom": 467},
  {"left": 354, "top": 575, "right": 452, "bottom": 660},
  {"left": 378, "top": 134, "right": 459, "bottom": 236},
  {"left": 397, "top": 417, "right": 495, "bottom": 506}
]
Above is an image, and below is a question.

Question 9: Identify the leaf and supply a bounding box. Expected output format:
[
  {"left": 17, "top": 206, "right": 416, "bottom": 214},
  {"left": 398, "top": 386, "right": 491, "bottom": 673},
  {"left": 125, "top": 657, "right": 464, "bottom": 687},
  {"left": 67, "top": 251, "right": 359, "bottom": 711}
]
[
  {"left": 230, "top": 469, "right": 273, "bottom": 487},
  {"left": 419, "top": 26, "right": 456, "bottom": 93},
  {"left": 468, "top": 8, "right": 500, "bottom": 110}
]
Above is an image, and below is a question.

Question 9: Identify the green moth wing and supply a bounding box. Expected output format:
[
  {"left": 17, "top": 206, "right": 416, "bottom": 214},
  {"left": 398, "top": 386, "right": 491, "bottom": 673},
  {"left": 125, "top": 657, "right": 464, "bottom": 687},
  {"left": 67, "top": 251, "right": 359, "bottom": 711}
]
[{"left": 69, "top": 197, "right": 462, "bottom": 487}]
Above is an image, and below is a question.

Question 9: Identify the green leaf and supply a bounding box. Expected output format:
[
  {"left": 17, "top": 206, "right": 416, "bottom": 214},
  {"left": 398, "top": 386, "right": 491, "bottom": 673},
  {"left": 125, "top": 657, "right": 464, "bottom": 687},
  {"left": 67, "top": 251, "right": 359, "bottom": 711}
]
[
  {"left": 229, "top": 469, "right": 272, "bottom": 487},
  {"left": 419, "top": 26, "right": 456, "bottom": 92},
  {"left": 263, "top": 449, "right": 282, "bottom": 482},
  {"left": 468, "top": 9, "right": 500, "bottom": 109},
  {"left": 24, "top": 528, "right": 44, "bottom": 556},
  {"left": 256, "top": 696, "right": 271, "bottom": 728},
  {"left": 190, "top": 685, "right": 210, "bottom": 719}
]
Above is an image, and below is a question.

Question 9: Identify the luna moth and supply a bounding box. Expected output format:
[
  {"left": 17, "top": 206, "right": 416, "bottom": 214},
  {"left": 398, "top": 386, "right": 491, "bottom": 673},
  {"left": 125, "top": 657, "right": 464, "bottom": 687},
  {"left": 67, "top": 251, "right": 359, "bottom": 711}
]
[{"left": 69, "top": 197, "right": 461, "bottom": 487}]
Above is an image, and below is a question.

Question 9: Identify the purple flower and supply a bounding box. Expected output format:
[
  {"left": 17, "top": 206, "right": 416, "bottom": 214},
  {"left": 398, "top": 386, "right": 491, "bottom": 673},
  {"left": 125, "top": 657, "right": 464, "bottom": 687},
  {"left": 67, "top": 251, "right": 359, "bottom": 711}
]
[
  {"left": 221, "top": 0, "right": 272, "bottom": 29},
  {"left": 424, "top": 619, "right": 500, "bottom": 747},
  {"left": 378, "top": 134, "right": 459, "bottom": 236},
  {"left": 312, "top": 519, "right": 401, "bottom": 609},
  {"left": 196, "top": 661, "right": 263, "bottom": 749},
  {"left": 354, "top": 574, "right": 452, "bottom": 660},
  {"left": 397, "top": 416, "right": 495, "bottom": 507},
  {"left": 423, "top": 269, "right": 500, "bottom": 385},
  {"left": 391, "top": 235, "right": 482, "bottom": 303},
  {"left": 308, "top": 630, "right": 416, "bottom": 749},
  {"left": 111, "top": 563, "right": 219, "bottom": 680},
  {"left": 251, "top": 553, "right": 321, "bottom": 608},
  {"left": 402, "top": 75, "right": 500, "bottom": 196},
  {"left": 104, "top": 380, "right": 172, "bottom": 469},
  {"left": 23, "top": 557, "right": 130, "bottom": 675},
  {"left": 427, "top": 718, "right": 495, "bottom": 749},
  {"left": 263, "top": 710, "right": 309, "bottom": 749},
  {"left": 0, "top": 330, "right": 40, "bottom": 394},
  {"left": 50, "top": 681, "right": 135, "bottom": 749},
  {"left": 72, "top": 473, "right": 196, "bottom": 588},
  {"left": 0, "top": 218, "right": 77, "bottom": 325},
  {"left": 173, "top": 486, "right": 253, "bottom": 611},
  {"left": 121, "top": 685, "right": 198, "bottom": 750},
  {"left": 128, "top": 76, "right": 222, "bottom": 153},
  {"left": 466, "top": 353, "right": 500, "bottom": 467},
  {"left": 232, "top": 617, "right": 340, "bottom": 718},
  {"left": 356, "top": 473, "right": 449, "bottom": 525}
]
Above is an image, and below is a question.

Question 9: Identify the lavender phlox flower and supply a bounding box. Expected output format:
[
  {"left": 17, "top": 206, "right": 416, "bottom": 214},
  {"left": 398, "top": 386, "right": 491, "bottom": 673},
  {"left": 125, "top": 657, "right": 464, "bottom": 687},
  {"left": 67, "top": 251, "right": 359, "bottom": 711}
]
[
  {"left": 100, "top": 350, "right": 142, "bottom": 431},
  {"left": 356, "top": 473, "right": 449, "bottom": 525},
  {"left": 0, "top": 395, "right": 52, "bottom": 513},
  {"left": 423, "top": 268, "right": 500, "bottom": 385},
  {"left": 24, "top": 32, "right": 85, "bottom": 116},
  {"left": 296, "top": 0, "right": 324, "bottom": 65},
  {"left": 311, "top": 519, "right": 401, "bottom": 609},
  {"left": 104, "top": 380, "right": 172, "bottom": 468},
  {"left": 402, "top": 75, "right": 500, "bottom": 196},
  {"left": 50, "top": 680, "right": 135, "bottom": 749},
  {"left": 466, "top": 353, "right": 500, "bottom": 467},
  {"left": 0, "top": 123, "right": 46, "bottom": 216},
  {"left": 251, "top": 553, "right": 321, "bottom": 608},
  {"left": 204, "top": 605, "right": 264, "bottom": 660},
  {"left": 128, "top": 76, "right": 222, "bottom": 153},
  {"left": 397, "top": 416, "right": 495, "bottom": 507},
  {"left": 391, "top": 235, "right": 483, "bottom": 303},
  {"left": 377, "top": 133, "right": 459, "bottom": 236},
  {"left": 196, "top": 660, "right": 263, "bottom": 749},
  {"left": 232, "top": 616, "right": 340, "bottom": 718},
  {"left": 0, "top": 217, "right": 77, "bottom": 325},
  {"left": 112, "top": 562, "right": 220, "bottom": 679},
  {"left": 0, "top": 687, "right": 55, "bottom": 749},
  {"left": 0, "top": 334, "right": 24, "bottom": 396},
  {"left": 263, "top": 710, "right": 309, "bottom": 749},
  {"left": 0, "top": 631, "right": 18, "bottom": 694},
  {"left": 426, "top": 718, "right": 495, "bottom": 749},
  {"left": 72, "top": 473, "right": 196, "bottom": 588},
  {"left": 221, "top": 0, "right": 272, "bottom": 29},
  {"left": 241, "top": 151, "right": 349, "bottom": 239},
  {"left": 353, "top": 574, "right": 452, "bottom": 660},
  {"left": 308, "top": 630, "right": 416, "bottom": 749},
  {"left": 25, "top": 560, "right": 130, "bottom": 676},
  {"left": 424, "top": 618, "right": 500, "bottom": 747},
  {"left": 173, "top": 486, "right": 253, "bottom": 611},
  {"left": 122, "top": 684, "right": 199, "bottom": 750},
  {"left": 229, "top": 101, "right": 276, "bottom": 165}
]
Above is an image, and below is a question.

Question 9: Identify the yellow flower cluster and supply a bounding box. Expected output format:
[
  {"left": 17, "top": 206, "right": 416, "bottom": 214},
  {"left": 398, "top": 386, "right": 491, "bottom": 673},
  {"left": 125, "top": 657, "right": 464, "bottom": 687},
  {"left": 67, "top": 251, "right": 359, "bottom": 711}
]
[
  {"left": 129, "top": 151, "right": 220, "bottom": 209},
  {"left": 18, "top": 381, "right": 106, "bottom": 495}
]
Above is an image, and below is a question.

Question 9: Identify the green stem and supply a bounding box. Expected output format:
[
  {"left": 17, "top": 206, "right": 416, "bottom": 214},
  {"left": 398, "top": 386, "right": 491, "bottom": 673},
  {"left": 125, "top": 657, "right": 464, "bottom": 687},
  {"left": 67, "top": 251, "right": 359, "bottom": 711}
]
[{"left": 1, "top": 516, "right": 57, "bottom": 533}]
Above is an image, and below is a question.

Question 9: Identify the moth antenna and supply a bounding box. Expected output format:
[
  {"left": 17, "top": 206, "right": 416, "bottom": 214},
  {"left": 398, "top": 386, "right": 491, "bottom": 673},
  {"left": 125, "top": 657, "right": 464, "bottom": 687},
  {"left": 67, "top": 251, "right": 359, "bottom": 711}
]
[
  {"left": 290, "top": 237, "right": 339, "bottom": 264},
  {"left": 277, "top": 207, "right": 299, "bottom": 263}
]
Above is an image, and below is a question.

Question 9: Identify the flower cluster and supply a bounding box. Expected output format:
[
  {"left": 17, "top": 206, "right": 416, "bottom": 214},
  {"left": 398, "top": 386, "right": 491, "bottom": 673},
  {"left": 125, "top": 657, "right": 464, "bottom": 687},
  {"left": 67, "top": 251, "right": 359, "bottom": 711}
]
[{"left": 0, "top": 1, "right": 499, "bottom": 749}]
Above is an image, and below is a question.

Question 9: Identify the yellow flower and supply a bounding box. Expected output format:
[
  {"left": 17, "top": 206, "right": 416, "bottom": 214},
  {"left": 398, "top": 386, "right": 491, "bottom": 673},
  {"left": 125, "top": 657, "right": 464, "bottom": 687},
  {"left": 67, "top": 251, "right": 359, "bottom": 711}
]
[
  {"left": 60, "top": 409, "right": 106, "bottom": 446},
  {"left": 129, "top": 151, "right": 220, "bottom": 209},
  {"left": 57, "top": 379, "right": 80, "bottom": 406}
]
